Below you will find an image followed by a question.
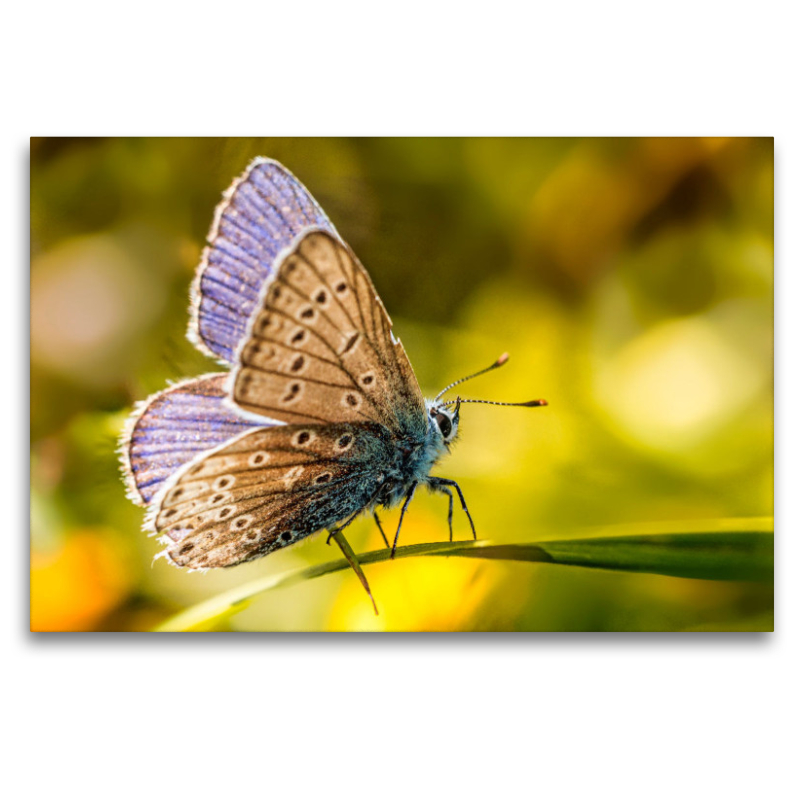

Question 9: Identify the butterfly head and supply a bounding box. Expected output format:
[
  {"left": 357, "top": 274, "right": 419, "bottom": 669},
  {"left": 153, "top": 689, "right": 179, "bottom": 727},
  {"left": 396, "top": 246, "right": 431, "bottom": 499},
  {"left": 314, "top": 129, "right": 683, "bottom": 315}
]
[{"left": 427, "top": 397, "right": 461, "bottom": 446}]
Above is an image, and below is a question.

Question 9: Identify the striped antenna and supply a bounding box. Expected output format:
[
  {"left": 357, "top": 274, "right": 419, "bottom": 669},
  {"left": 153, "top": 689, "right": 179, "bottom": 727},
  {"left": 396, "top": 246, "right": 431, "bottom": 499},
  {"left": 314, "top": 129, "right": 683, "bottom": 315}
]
[
  {"left": 433, "top": 353, "right": 510, "bottom": 402},
  {"left": 441, "top": 397, "right": 548, "bottom": 409}
]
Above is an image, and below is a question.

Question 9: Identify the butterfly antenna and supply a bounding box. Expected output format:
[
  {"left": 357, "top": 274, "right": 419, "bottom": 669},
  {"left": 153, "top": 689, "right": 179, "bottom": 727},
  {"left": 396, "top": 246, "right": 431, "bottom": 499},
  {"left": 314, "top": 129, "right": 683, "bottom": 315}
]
[
  {"left": 433, "top": 353, "right": 511, "bottom": 402},
  {"left": 441, "top": 397, "right": 548, "bottom": 408}
]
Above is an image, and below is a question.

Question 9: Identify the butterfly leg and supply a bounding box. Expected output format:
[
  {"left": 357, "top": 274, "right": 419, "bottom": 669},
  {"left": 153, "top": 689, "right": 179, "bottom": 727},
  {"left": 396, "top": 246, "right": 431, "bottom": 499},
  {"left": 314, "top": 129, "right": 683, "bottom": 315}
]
[
  {"left": 327, "top": 529, "right": 379, "bottom": 616},
  {"left": 373, "top": 512, "right": 390, "bottom": 549},
  {"left": 390, "top": 482, "right": 418, "bottom": 559},
  {"left": 441, "top": 487, "right": 455, "bottom": 541},
  {"left": 326, "top": 512, "right": 359, "bottom": 544},
  {"left": 428, "top": 477, "right": 477, "bottom": 541}
]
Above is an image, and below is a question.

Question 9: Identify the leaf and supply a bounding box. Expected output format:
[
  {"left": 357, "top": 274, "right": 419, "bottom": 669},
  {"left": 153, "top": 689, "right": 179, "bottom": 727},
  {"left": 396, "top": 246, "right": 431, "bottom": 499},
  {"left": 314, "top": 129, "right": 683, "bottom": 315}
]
[{"left": 153, "top": 517, "right": 773, "bottom": 632}]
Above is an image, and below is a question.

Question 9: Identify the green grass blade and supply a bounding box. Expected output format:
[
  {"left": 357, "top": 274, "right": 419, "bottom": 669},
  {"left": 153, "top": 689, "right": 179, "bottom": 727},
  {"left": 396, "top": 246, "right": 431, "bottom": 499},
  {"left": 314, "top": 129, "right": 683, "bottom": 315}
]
[{"left": 154, "top": 519, "right": 773, "bottom": 631}]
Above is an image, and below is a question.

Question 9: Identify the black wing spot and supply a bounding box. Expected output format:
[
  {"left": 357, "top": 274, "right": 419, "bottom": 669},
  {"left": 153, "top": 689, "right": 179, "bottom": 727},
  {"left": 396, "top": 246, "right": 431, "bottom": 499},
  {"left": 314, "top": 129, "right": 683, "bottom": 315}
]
[
  {"left": 290, "top": 355, "right": 305, "bottom": 372},
  {"left": 315, "top": 472, "right": 332, "bottom": 484},
  {"left": 335, "top": 281, "right": 348, "bottom": 294},
  {"left": 341, "top": 332, "right": 360, "bottom": 354},
  {"left": 291, "top": 329, "right": 306, "bottom": 345},
  {"left": 282, "top": 382, "right": 302, "bottom": 403},
  {"left": 315, "top": 289, "right": 327, "bottom": 304},
  {"left": 280, "top": 531, "right": 292, "bottom": 542},
  {"left": 178, "top": 542, "right": 195, "bottom": 555}
]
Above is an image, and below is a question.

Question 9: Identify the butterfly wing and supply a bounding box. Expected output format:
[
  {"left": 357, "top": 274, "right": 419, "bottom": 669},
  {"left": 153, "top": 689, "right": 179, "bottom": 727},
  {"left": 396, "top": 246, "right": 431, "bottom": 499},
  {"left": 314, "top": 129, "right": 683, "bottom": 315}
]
[
  {"left": 150, "top": 422, "right": 391, "bottom": 569},
  {"left": 189, "top": 158, "right": 337, "bottom": 365},
  {"left": 119, "top": 373, "right": 264, "bottom": 506},
  {"left": 131, "top": 161, "right": 428, "bottom": 572},
  {"left": 229, "top": 229, "right": 427, "bottom": 435}
]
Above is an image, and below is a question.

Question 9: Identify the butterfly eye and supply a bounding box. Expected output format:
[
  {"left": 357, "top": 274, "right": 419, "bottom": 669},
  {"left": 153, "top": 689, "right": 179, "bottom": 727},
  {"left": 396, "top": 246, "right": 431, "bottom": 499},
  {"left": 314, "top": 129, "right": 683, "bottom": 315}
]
[{"left": 434, "top": 412, "right": 453, "bottom": 439}]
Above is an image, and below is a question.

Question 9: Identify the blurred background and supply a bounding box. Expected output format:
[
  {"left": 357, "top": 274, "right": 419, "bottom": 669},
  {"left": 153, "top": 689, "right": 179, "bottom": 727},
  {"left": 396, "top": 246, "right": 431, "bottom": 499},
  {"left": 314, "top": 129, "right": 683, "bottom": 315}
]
[{"left": 30, "top": 137, "right": 773, "bottom": 632}]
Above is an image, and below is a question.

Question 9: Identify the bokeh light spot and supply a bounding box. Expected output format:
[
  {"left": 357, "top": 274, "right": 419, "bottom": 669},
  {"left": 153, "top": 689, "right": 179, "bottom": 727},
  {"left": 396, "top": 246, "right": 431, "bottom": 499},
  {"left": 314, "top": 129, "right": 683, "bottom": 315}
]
[{"left": 597, "top": 315, "right": 766, "bottom": 452}]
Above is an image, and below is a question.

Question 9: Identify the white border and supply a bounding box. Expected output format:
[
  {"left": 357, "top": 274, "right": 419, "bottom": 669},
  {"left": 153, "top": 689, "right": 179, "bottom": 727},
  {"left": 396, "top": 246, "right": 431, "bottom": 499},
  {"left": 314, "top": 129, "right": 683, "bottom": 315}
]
[{"left": 14, "top": 4, "right": 795, "bottom": 799}]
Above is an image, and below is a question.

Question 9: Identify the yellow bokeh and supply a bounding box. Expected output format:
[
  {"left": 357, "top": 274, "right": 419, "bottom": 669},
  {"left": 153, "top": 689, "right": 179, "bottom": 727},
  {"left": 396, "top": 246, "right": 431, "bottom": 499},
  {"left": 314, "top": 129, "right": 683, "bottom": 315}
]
[
  {"left": 31, "top": 530, "right": 133, "bottom": 632},
  {"left": 596, "top": 314, "right": 768, "bottom": 452},
  {"left": 328, "top": 555, "right": 495, "bottom": 633}
]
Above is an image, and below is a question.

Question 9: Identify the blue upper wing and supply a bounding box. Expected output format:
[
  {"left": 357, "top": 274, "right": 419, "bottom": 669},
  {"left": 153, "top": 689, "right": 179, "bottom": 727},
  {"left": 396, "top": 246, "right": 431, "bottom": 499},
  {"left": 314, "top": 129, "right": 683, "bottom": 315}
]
[
  {"left": 119, "top": 373, "right": 263, "bottom": 506},
  {"left": 188, "top": 157, "right": 338, "bottom": 364}
]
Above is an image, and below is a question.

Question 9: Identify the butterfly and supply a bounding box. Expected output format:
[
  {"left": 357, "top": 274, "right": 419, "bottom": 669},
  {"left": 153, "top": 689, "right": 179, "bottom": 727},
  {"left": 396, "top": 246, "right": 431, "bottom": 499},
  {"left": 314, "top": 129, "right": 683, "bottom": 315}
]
[{"left": 119, "top": 157, "right": 546, "bottom": 612}]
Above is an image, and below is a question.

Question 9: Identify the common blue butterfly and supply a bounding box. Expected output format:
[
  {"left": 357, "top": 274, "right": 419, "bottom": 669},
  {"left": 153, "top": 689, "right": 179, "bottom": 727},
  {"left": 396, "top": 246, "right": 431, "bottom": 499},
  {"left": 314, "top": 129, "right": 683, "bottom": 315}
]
[{"left": 119, "top": 158, "right": 546, "bottom": 610}]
